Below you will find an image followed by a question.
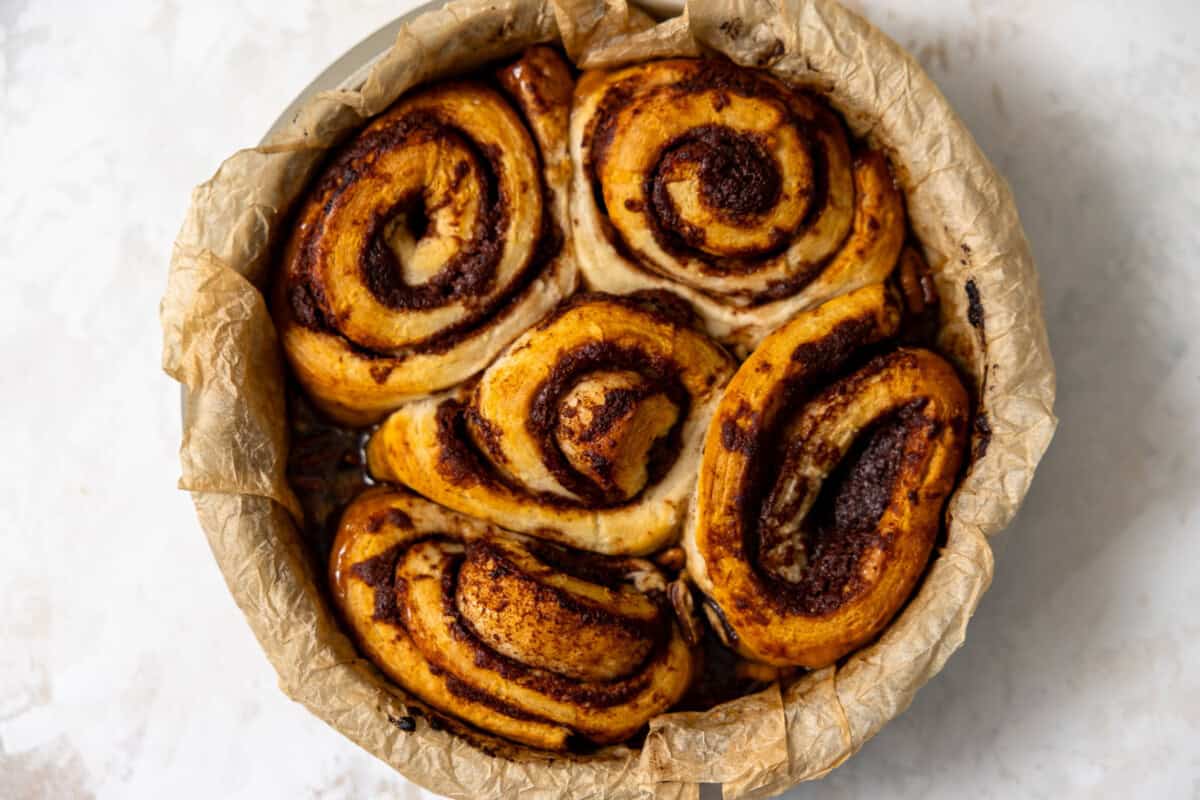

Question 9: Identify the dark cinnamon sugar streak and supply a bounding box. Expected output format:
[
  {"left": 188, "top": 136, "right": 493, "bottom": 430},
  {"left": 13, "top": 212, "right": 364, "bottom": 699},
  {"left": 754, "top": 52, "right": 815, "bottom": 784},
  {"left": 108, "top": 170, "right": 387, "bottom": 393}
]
[
  {"left": 580, "top": 58, "right": 847, "bottom": 294},
  {"left": 524, "top": 341, "right": 689, "bottom": 505},
  {"left": 288, "top": 102, "right": 541, "bottom": 338},
  {"left": 583, "top": 60, "right": 830, "bottom": 278},
  {"left": 329, "top": 489, "right": 694, "bottom": 750},
  {"left": 571, "top": 57, "right": 910, "bottom": 351},
  {"left": 273, "top": 47, "right": 577, "bottom": 425},
  {"left": 687, "top": 283, "right": 971, "bottom": 667},
  {"left": 365, "top": 293, "right": 735, "bottom": 555}
]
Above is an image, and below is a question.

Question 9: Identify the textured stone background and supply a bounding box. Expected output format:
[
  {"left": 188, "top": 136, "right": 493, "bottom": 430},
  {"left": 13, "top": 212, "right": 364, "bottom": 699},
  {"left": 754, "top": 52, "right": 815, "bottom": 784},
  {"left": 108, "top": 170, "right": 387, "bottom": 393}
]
[{"left": 1, "top": 0, "right": 1197, "bottom": 797}]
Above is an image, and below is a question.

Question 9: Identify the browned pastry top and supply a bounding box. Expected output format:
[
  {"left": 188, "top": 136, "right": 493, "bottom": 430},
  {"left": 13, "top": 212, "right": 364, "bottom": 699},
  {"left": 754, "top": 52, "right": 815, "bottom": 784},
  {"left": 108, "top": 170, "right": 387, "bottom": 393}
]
[{"left": 276, "top": 50, "right": 973, "bottom": 751}]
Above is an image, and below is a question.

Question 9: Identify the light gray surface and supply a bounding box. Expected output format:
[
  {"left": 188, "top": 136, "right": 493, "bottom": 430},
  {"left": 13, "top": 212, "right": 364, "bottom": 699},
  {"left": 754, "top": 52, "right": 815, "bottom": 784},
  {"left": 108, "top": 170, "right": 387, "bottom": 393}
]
[{"left": 1, "top": 1, "right": 1198, "bottom": 798}]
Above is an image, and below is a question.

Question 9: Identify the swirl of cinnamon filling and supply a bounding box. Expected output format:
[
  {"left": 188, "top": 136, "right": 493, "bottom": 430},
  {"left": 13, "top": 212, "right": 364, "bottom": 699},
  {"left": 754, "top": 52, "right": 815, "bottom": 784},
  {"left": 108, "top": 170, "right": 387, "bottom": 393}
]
[
  {"left": 365, "top": 294, "right": 736, "bottom": 555},
  {"left": 684, "top": 283, "right": 970, "bottom": 667},
  {"left": 331, "top": 488, "right": 695, "bottom": 749},
  {"left": 274, "top": 47, "right": 576, "bottom": 425},
  {"left": 570, "top": 58, "right": 906, "bottom": 351}
]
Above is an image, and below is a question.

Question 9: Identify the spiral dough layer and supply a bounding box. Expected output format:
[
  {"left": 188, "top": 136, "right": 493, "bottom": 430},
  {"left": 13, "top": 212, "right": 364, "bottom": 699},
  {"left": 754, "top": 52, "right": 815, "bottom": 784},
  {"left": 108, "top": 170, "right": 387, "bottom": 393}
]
[
  {"left": 366, "top": 294, "right": 736, "bottom": 555},
  {"left": 331, "top": 488, "right": 695, "bottom": 749},
  {"left": 570, "top": 58, "right": 907, "bottom": 351},
  {"left": 684, "top": 283, "right": 970, "bottom": 667},
  {"left": 274, "top": 47, "right": 577, "bottom": 425}
]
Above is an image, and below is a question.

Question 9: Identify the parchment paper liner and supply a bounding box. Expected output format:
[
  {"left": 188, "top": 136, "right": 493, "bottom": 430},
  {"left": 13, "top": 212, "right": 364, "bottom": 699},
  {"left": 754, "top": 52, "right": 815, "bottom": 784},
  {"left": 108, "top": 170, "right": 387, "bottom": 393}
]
[{"left": 160, "top": 0, "right": 1056, "bottom": 796}]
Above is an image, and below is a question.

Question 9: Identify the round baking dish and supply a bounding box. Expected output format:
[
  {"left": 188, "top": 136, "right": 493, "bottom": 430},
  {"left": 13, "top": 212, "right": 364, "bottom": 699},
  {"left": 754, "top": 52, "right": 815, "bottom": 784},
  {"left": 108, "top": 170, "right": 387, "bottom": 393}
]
[{"left": 164, "top": 1, "right": 1056, "bottom": 796}]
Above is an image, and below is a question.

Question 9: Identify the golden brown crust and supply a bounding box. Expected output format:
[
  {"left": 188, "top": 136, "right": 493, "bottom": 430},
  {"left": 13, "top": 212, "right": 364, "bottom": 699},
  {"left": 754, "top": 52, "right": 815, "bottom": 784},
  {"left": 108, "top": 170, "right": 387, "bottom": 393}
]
[
  {"left": 293, "top": 48, "right": 973, "bottom": 747},
  {"left": 330, "top": 488, "right": 696, "bottom": 750},
  {"left": 274, "top": 47, "right": 577, "bottom": 425},
  {"left": 684, "top": 284, "right": 970, "bottom": 667},
  {"left": 365, "top": 294, "right": 736, "bottom": 555},
  {"left": 569, "top": 58, "right": 906, "bottom": 351}
]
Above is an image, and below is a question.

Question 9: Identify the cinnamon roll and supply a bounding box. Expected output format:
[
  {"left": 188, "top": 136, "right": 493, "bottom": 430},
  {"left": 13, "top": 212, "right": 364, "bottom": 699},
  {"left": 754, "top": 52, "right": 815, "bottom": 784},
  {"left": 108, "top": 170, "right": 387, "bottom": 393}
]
[
  {"left": 366, "top": 294, "right": 736, "bottom": 555},
  {"left": 570, "top": 59, "right": 905, "bottom": 351},
  {"left": 684, "top": 283, "right": 970, "bottom": 667},
  {"left": 331, "top": 488, "right": 695, "bottom": 749},
  {"left": 274, "top": 47, "right": 576, "bottom": 425}
]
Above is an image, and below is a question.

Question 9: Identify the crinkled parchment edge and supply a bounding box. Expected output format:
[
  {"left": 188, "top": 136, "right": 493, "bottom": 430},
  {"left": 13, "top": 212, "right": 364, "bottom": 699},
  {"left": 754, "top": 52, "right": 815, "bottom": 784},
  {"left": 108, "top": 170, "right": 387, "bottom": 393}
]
[{"left": 159, "top": 1, "right": 1056, "bottom": 797}]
